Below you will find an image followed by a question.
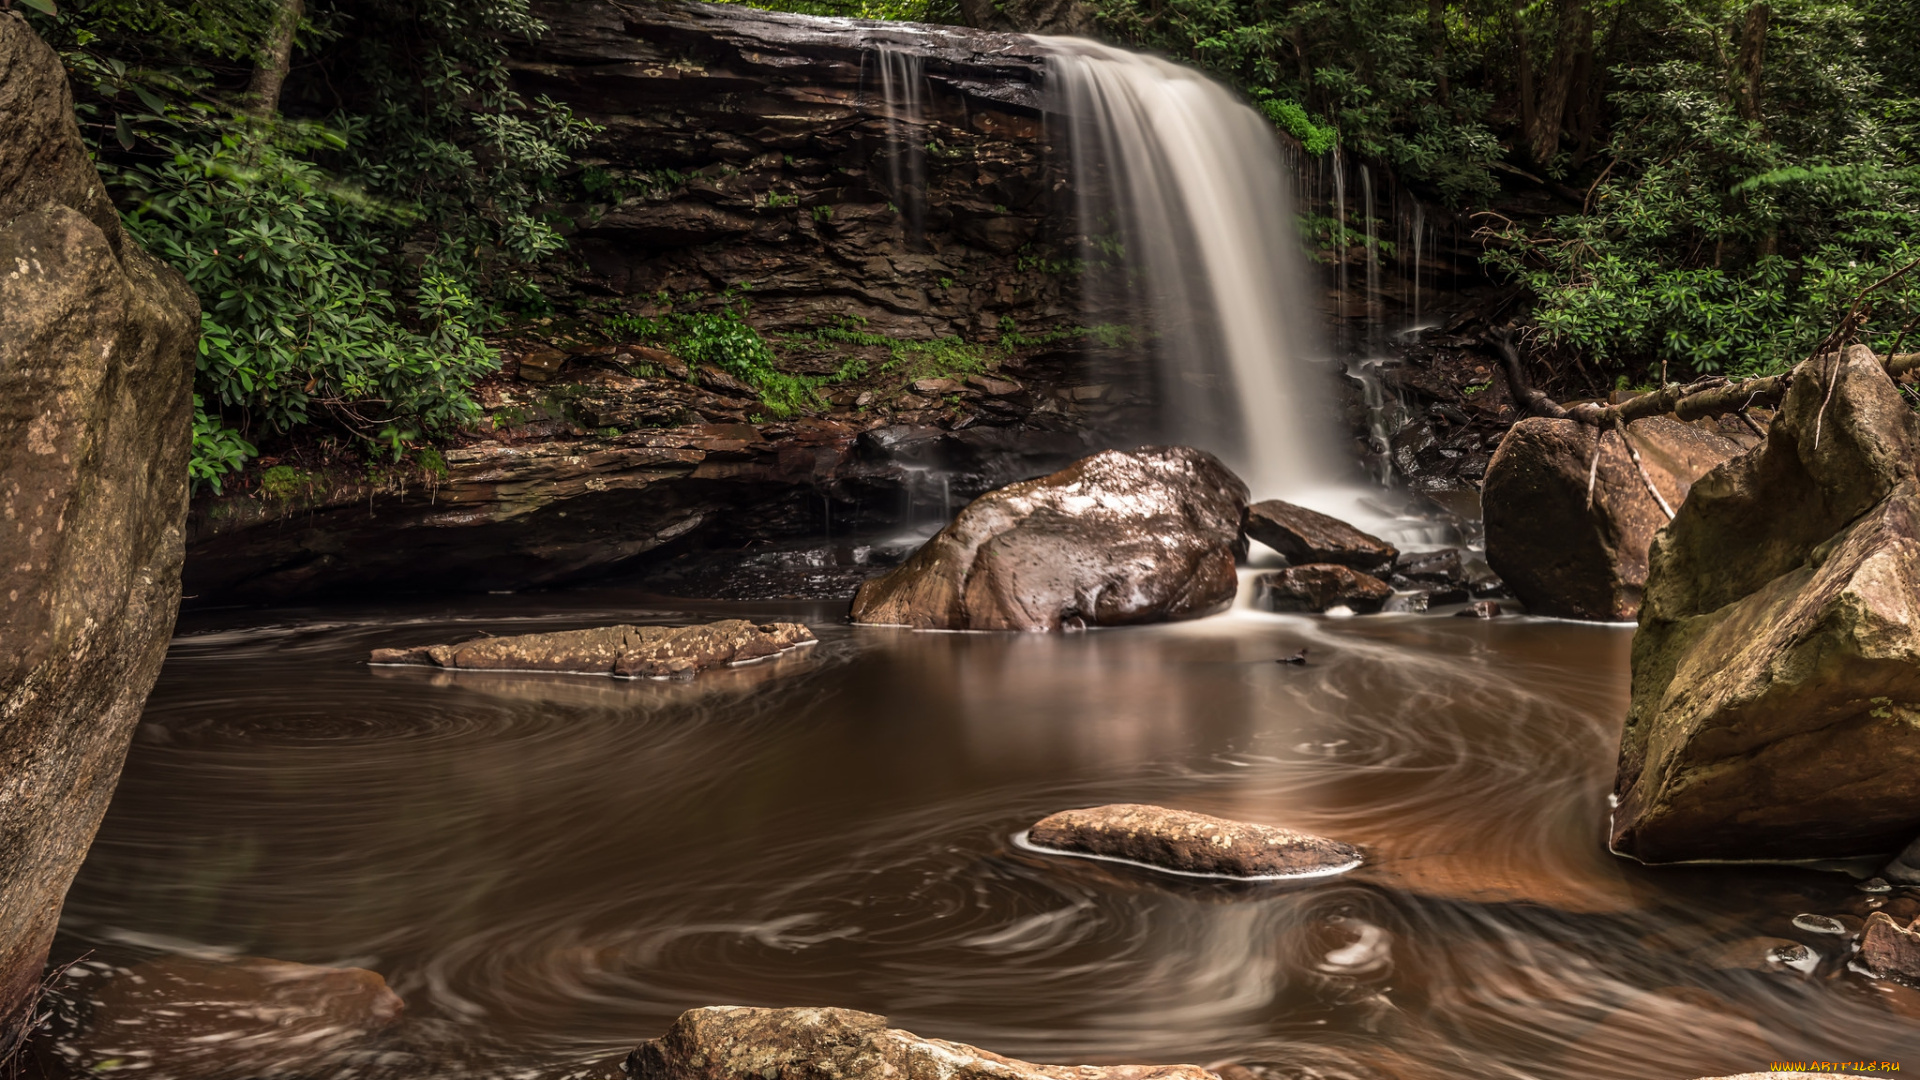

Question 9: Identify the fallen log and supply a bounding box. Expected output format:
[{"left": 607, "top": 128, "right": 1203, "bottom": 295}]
[{"left": 1497, "top": 342, "right": 1920, "bottom": 429}]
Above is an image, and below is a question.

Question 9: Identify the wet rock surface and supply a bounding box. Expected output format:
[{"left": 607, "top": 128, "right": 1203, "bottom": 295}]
[
  {"left": 1613, "top": 347, "right": 1920, "bottom": 861},
  {"left": 1483, "top": 416, "right": 1744, "bottom": 620},
  {"left": 628, "top": 1006, "right": 1219, "bottom": 1080},
  {"left": 372, "top": 620, "right": 814, "bottom": 679},
  {"left": 1389, "top": 547, "right": 1504, "bottom": 604},
  {"left": 183, "top": 0, "right": 1185, "bottom": 606},
  {"left": 1026, "top": 803, "right": 1362, "bottom": 878},
  {"left": 60, "top": 956, "right": 403, "bottom": 1080},
  {"left": 514, "top": 0, "right": 1070, "bottom": 341},
  {"left": 0, "top": 15, "right": 197, "bottom": 1041},
  {"left": 849, "top": 447, "right": 1246, "bottom": 631},
  {"left": 1252, "top": 565, "right": 1393, "bottom": 614},
  {"left": 185, "top": 418, "right": 1096, "bottom": 604},
  {"left": 1244, "top": 499, "right": 1397, "bottom": 571},
  {"left": 1861, "top": 912, "right": 1920, "bottom": 980}
]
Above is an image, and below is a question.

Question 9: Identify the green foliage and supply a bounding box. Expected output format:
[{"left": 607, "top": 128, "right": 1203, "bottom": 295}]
[
  {"left": 28, "top": 0, "right": 593, "bottom": 485},
  {"left": 709, "top": 0, "right": 962, "bottom": 22},
  {"left": 189, "top": 395, "right": 256, "bottom": 493},
  {"left": 1483, "top": 0, "right": 1920, "bottom": 379},
  {"left": 608, "top": 302, "right": 864, "bottom": 417},
  {"left": 257, "top": 463, "right": 314, "bottom": 499},
  {"left": 1254, "top": 92, "right": 1339, "bottom": 155},
  {"left": 126, "top": 137, "right": 496, "bottom": 454},
  {"left": 1090, "top": 0, "right": 1501, "bottom": 204}
]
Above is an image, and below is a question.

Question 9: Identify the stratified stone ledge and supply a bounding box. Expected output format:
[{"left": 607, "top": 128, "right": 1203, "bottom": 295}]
[{"left": 371, "top": 620, "right": 814, "bottom": 679}]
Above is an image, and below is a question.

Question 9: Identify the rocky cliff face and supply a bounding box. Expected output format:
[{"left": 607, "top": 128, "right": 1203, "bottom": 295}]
[
  {"left": 0, "top": 13, "right": 197, "bottom": 1048},
  {"left": 184, "top": 0, "right": 1171, "bottom": 604},
  {"left": 516, "top": 0, "right": 1079, "bottom": 340}
]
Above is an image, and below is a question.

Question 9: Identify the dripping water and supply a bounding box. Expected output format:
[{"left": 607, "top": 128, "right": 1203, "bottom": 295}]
[
  {"left": 1361, "top": 164, "right": 1379, "bottom": 356},
  {"left": 874, "top": 46, "right": 927, "bottom": 246}
]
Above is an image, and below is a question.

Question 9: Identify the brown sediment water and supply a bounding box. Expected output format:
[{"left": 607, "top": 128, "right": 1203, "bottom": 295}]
[{"left": 45, "top": 592, "right": 1920, "bottom": 1078}]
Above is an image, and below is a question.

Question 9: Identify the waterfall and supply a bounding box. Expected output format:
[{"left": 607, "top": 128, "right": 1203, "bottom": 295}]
[
  {"left": 1361, "top": 164, "right": 1379, "bottom": 355},
  {"left": 1040, "top": 38, "right": 1336, "bottom": 502},
  {"left": 873, "top": 46, "right": 927, "bottom": 245}
]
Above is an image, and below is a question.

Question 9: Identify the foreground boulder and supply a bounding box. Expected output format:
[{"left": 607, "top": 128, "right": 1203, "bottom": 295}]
[
  {"left": 1612, "top": 347, "right": 1920, "bottom": 861},
  {"left": 1252, "top": 565, "right": 1392, "bottom": 614},
  {"left": 850, "top": 447, "right": 1246, "bottom": 631},
  {"left": 0, "top": 15, "right": 197, "bottom": 1046},
  {"left": 629, "top": 1006, "right": 1217, "bottom": 1080},
  {"left": 1026, "top": 804, "right": 1361, "bottom": 878},
  {"left": 1861, "top": 912, "right": 1920, "bottom": 980},
  {"left": 372, "top": 620, "right": 814, "bottom": 678},
  {"left": 1484, "top": 416, "right": 1742, "bottom": 620},
  {"left": 1244, "top": 499, "right": 1396, "bottom": 571},
  {"left": 64, "top": 956, "right": 402, "bottom": 1080}
]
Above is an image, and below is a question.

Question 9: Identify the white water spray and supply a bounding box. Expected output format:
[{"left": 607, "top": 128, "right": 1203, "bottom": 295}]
[{"left": 1040, "top": 38, "right": 1340, "bottom": 504}]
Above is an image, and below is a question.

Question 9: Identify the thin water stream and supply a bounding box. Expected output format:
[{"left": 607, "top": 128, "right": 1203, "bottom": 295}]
[{"left": 47, "top": 593, "right": 1920, "bottom": 1079}]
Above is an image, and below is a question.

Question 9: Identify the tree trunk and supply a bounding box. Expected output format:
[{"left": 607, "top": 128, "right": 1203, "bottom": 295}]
[
  {"left": 1529, "top": 0, "right": 1592, "bottom": 165},
  {"left": 1734, "top": 2, "right": 1768, "bottom": 121},
  {"left": 1429, "top": 0, "right": 1450, "bottom": 106},
  {"left": 245, "top": 0, "right": 304, "bottom": 117},
  {"left": 1513, "top": 0, "right": 1536, "bottom": 153}
]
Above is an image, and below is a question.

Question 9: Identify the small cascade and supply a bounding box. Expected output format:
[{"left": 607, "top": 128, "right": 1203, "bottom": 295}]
[
  {"left": 1040, "top": 37, "right": 1336, "bottom": 501},
  {"left": 1410, "top": 201, "right": 1425, "bottom": 330},
  {"left": 1361, "top": 164, "right": 1380, "bottom": 355},
  {"left": 1331, "top": 147, "right": 1349, "bottom": 358},
  {"left": 873, "top": 46, "right": 928, "bottom": 245}
]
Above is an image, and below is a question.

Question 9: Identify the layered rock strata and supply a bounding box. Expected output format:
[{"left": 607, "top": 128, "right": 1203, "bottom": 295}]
[
  {"left": 849, "top": 447, "right": 1246, "bottom": 631},
  {"left": 0, "top": 14, "right": 197, "bottom": 1047},
  {"left": 1026, "top": 803, "right": 1361, "bottom": 878},
  {"left": 1483, "top": 415, "right": 1743, "bottom": 620},
  {"left": 514, "top": 0, "right": 1075, "bottom": 340},
  {"left": 1612, "top": 347, "right": 1920, "bottom": 861},
  {"left": 372, "top": 620, "right": 814, "bottom": 679},
  {"left": 184, "top": 416, "right": 1096, "bottom": 603},
  {"left": 185, "top": 0, "right": 1181, "bottom": 605}
]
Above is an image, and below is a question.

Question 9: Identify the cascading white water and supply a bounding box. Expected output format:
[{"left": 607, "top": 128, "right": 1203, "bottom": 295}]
[
  {"left": 874, "top": 46, "right": 928, "bottom": 245},
  {"left": 1040, "top": 38, "right": 1342, "bottom": 505}
]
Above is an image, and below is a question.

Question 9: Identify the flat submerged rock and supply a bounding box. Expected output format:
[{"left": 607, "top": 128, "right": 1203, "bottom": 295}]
[
  {"left": 370, "top": 620, "right": 814, "bottom": 679},
  {"left": 1025, "top": 803, "right": 1362, "bottom": 879},
  {"left": 628, "top": 1006, "right": 1218, "bottom": 1080}
]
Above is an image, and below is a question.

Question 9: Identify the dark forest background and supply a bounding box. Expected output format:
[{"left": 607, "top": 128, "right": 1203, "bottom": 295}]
[{"left": 14, "top": 0, "right": 1920, "bottom": 484}]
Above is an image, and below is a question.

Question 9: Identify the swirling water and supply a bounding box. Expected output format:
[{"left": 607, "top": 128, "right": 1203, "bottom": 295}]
[{"left": 48, "top": 594, "right": 1920, "bottom": 1078}]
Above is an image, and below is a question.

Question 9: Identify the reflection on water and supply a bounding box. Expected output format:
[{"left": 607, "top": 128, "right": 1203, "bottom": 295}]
[{"left": 47, "top": 596, "right": 1920, "bottom": 1079}]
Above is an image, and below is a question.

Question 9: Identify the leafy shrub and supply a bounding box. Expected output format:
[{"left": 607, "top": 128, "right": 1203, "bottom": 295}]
[
  {"left": 608, "top": 305, "right": 861, "bottom": 417},
  {"left": 29, "top": 0, "right": 594, "bottom": 487}
]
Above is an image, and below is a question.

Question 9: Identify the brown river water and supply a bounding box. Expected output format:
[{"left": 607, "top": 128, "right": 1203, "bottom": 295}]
[{"left": 44, "top": 589, "right": 1920, "bottom": 1079}]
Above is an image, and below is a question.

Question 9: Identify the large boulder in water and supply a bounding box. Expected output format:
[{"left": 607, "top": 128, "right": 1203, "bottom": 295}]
[
  {"left": 1025, "top": 803, "right": 1361, "bottom": 878},
  {"left": 849, "top": 447, "right": 1246, "bottom": 632},
  {"left": 372, "top": 620, "right": 814, "bottom": 679},
  {"left": 0, "top": 15, "right": 197, "bottom": 1044},
  {"left": 1483, "top": 416, "right": 1743, "bottom": 620},
  {"left": 628, "top": 1006, "right": 1219, "bottom": 1080},
  {"left": 1612, "top": 347, "right": 1920, "bottom": 861}
]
